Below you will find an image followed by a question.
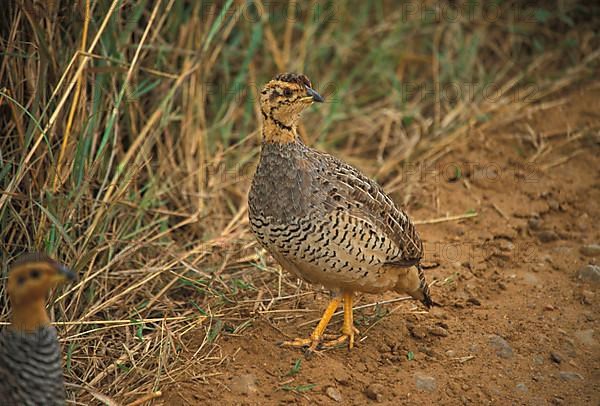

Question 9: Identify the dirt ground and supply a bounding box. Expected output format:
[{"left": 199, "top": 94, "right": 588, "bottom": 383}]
[{"left": 161, "top": 86, "right": 599, "bottom": 405}]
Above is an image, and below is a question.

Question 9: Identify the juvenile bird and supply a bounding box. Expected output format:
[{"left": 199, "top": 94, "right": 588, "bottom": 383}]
[
  {"left": 248, "top": 73, "right": 434, "bottom": 352},
  {"left": 0, "top": 253, "right": 76, "bottom": 405}
]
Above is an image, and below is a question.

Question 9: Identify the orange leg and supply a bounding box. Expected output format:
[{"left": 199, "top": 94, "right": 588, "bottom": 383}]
[
  {"left": 322, "top": 291, "right": 358, "bottom": 349},
  {"left": 281, "top": 297, "right": 341, "bottom": 352}
]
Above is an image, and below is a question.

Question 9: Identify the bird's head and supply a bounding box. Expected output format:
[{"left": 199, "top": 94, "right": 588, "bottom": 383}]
[
  {"left": 7, "top": 253, "right": 76, "bottom": 308},
  {"left": 259, "top": 73, "right": 324, "bottom": 143}
]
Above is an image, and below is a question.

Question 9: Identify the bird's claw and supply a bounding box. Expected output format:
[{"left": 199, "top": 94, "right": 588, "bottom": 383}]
[{"left": 281, "top": 326, "right": 359, "bottom": 353}]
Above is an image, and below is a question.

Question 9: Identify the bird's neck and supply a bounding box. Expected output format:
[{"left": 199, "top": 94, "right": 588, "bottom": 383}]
[
  {"left": 10, "top": 298, "right": 51, "bottom": 332},
  {"left": 261, "top": 116, "right": 298, "bottom": 144}
]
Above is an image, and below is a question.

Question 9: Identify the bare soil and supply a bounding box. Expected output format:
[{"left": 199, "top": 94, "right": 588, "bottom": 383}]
[{"left": 162, "top": 86, "right": 600, "bottom": 405}]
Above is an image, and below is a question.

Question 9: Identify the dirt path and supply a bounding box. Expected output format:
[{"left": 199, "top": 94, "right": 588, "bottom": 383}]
[{"left": 162, "top": 86, "right": 599, "bottom": 405}]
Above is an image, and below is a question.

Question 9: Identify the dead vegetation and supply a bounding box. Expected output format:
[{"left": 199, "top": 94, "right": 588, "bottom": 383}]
[{"left": 0, "top": 1, "right": 598, "bottom": 404}]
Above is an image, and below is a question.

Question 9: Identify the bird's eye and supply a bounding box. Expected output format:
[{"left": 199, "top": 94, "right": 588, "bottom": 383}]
[
  {"left": 283, "top": 88, "right": 292, "bottom": 97},
  {"left": 17, "top": 276, "right": 26, "bottom": 285},
  {"left": 30, "top": 269, "right": 41, "bottom": 279}
]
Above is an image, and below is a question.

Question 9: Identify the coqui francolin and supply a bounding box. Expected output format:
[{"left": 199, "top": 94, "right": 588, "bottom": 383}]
[
  {"left": 248, "top": 73, "right": 434, "bottom": 353},
  {"left": 0, "top": 253, "right": 76, "bottom": 405}
]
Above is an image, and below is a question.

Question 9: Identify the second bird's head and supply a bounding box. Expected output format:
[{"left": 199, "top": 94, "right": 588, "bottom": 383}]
[
  {"left": 260, "top": 73, "right": 324, "bottom": 131},
  {"left": 7, "top": 253, "right": 76, "bottom": 306}
]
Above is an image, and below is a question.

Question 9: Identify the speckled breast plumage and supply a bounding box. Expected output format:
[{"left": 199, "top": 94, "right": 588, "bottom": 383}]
[
  {"left": 0, "top": 326, "right": 66, "bottom": 405},
  {"left": 248, "top": 140, "right": 423, "bottom": 293}
]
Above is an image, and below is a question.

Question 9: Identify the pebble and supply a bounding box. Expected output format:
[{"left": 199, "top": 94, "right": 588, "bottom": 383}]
[
  {"left": 559, "top": 371, "right": 583, "bottom": 381},
  {"left": 577, "top": 265, "right": 600, "bottom": 284},
  {"left": 364, "top": 383, "right": 385, "bottom": 402},
  {"left": 429, "top": 306, "right": 447, "bottom": 319},
  {"left": 410, "top": 326, "right": 428, "bottom": 339},
  {"left": 528, "top": 218, "right": 542, "bottom": 231},
  {"left": 467, "top": 297, "right": 481, "bottom": 306},
  {"left": 561, "top": 338, "right": 577, "bottom": 357},
  {"left": 550, "top": 351, "right": 563, "bottom": 364},
  {"left": 334, "top": 369, "right": 351, "bottom": 386},
  {"left": 428, "top": 326, "right": 449, "bottom": 337},
  {"left": 325, "top": 386, "right": 343, "bottom": 402},
  {"left": 537, "top": 230, "right": 559, "bottom": 243},
  {"left": 522, "top": 272, "right": 540, "bottom": 285},
  {"left": 229, "top": 374, "right": 258, "bottom": 395},
  {"left": 574, "top": 329, "right": 596, "bottom": 347},
  {"left": 576, "top": 214, "right": 590, "bottom": 231},
  {"left": 499, "top": 240, "right": 515, "bottom": 251},
  {"left": 414, "top": 374, "right": 437, "bottom": 393},
  {"left": 515, "top": 383, "right": 528, "bottom": 392},
  {"left": 378, "top": 343, "right": 392, "bottom": 353},
  {"left": 581, "top": 290, "right": 594, "bottom": 305},
  {"left": 488, "top": 335, "right": 514, "bottom": 359},
  {"left": 580, "top": 244, "right": 600, "bottom": 257},
  {"left": 419, "top": 346, "right": 437, "bottom": 358}
]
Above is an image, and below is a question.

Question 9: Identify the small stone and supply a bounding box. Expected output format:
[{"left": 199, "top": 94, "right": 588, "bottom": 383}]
[
  {"left": 446, "top": 350, "right": 456, "bottom": 358},
  {"left": 576, "top": 214, "right": 590, "bottom": 231},
  {"left": 533, "top": 354, "right": 544, "bottom": 365},
  {"left": 230, "top": 374, "right": 258, "bottom": 395},
  {"left": 415, "top": 374, "right": 437, "bottom": 393},
  {"left": 410, "top": 326, "right": 428, "bottom": 339},
  {"left": 550, "top": 352, "right": 563, "bottom": 364},
  {"left": 334, "top": 369, "right": 351, "bottom": 386},
  {"left": 528, "top": 218, "right": 542, "bottom": 231},
  {"left": 580, "top": 244, "right": 600, "bottom": 257},
  {"left": 547, "top": 199, "right": 560, "bottom": 211},
  {"left": 429, "top": 326, "right": 449, "bottom": 337},
  {"left": 573, "top": 329, "right": 597, "bottom": 347},
  {"left": 581, "top": 290, "right": 594, "bottom": 305},
  {"left": 559, "top": 371, "right": 583, "bottom": 381},
  {"left": 488, "top": 334, "right": 513, "bottom": 359},
  {"left": 561, "top": 338, "right": 577, "bottom": 357},
  {"left": 537, "top": 230, "right": 559, "bottom": 243},
  {"left": 430, "top": 306, "right": 447, "bottom": 319},
  {"left": 577, "top": 265, "right": 600, "bottom": 284},
  {"left": 417, "top": 345, "right": 431, "bottom": 356},
  {"left": 467, "top": 297, "right": 481, "bottom": 306},
  {"left": 365, "top": 383, "right": 385, "bottom": 402},
  {"left": 515, "top": 383, "right": 528, "bottom": 392},
  {"left": 544, "top": 304, "right": 555, "bottom": 311},
  {"left": 325, "top": 386, "right": 343, "bottom": 402},
  {"left": 378, "top": 343, "right": 392, "bottom": 354},
  {"left": 522, "top": 272, "right": 540, "bottom": 285},
  {"left": 499, "top": 240, "right": 515, "bottom": 251}
]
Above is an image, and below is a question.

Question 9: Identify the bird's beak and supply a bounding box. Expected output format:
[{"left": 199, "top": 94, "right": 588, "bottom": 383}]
[
  {"left": 55, "top": 264, "right": 77, "bottom": 283},
  {"left": 306, "top": 86, "right": 324, "bottom": 103}
]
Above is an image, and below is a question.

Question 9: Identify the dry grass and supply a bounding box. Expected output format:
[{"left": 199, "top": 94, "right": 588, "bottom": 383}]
[{"left": 1, "top": 1, "right": 598, "bottom": 403}]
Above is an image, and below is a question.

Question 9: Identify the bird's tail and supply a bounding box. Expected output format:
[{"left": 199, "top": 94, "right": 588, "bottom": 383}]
[{"left": 416, "top": 264, "right": 435, "bottom": 308}]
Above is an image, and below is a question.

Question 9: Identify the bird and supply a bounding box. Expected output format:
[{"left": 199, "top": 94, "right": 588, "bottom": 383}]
[
  {"left": 0, "top": 252, "right": 76, "bottom": 405},
  {"left": 248, "top": 73, "right": 434, "bottom": 352}
]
